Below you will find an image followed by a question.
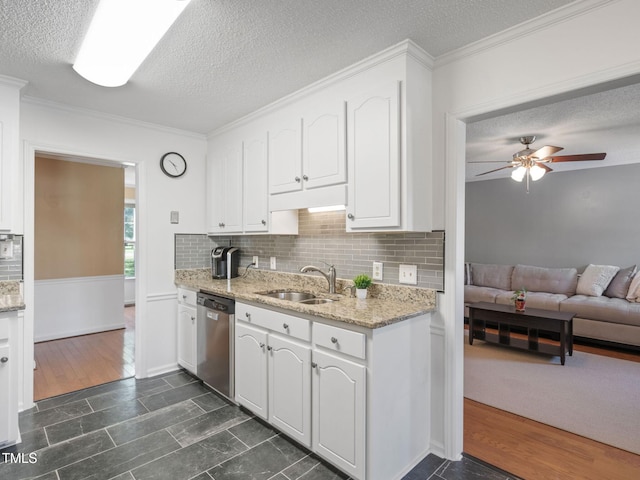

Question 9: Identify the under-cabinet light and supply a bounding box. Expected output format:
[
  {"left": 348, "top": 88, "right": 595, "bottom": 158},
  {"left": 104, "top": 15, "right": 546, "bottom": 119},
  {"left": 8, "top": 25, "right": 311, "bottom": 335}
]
[
  {"left": 307, "top": 205, "right": 346, "bottom": 213},
  {"left": 73, "top": 0, "right": 191, "bottom": 87}
]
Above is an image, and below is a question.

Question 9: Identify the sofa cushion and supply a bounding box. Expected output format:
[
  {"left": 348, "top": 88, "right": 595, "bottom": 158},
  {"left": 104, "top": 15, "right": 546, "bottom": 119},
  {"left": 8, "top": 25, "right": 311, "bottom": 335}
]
[
  {"left": 495, "top": 291, "right": 567, "bottom": 311},
  {"left": 464, "top": 285, "right": 503, "bottom": 304},
  {"left": 511, "top": 264, "right": 578, "bottom": 296},
  {"left": 576, "top": 264, "right": 620, "bottom": 296},
  {"left": 627, "top": 273, "right": 640, "bottom": 302},
  {"left": 470, "top": 263, "right": 513, "bottom": 290},
  {"left": 604, "top": 265, "right": 636, "bottom": 299},
  {"left": 560, "top": 295, "right": 640, "bottom": 327}
]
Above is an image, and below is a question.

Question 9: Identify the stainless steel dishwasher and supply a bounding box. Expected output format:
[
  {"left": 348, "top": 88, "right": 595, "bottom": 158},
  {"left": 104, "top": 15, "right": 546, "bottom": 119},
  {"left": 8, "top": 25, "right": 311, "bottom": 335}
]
[{"left": 196, "top": 292, "right": 234, "bottom": 400}]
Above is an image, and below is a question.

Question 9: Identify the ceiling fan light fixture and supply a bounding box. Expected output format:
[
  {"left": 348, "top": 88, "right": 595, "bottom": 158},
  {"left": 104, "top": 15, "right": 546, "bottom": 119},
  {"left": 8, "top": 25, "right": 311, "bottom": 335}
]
[
  {"left": 73, "top": 0, "right": 191, "bottom": 87},
  {"left": 511, "top": 166, "right": 526, "bottom": 182},
  {"left": 530, "top": 164, "right": 546, "bottom": 181}
]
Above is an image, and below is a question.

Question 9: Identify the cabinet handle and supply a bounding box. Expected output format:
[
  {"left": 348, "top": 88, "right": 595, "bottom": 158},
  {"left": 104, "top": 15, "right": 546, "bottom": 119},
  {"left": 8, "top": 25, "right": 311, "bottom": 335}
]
[
  {"left": 267, "top": 346, "right": 273, "bottom": 351},
  {"left": 220, "top": 222, "right": 225, "bottom": 228},
  {"left": 182, "top": 294, "right": 187, "bottom": 300},
  {"left": 259, "top": 342, "right": 265, "bottom": 348},
  {"left": 0, "top": 357, "right": 8, "bottom": 363},
  {"left": 311, "top": 362, "right": 317, "bottom": 369},
  {"left": 283, "top": 323, "right": 289, "bottom": 330},
  {"left": 261, "top": 219, "right": 266, "bottom": 226},
  {"left": 302, "top": 175, "right": 309, "bottom": 181},
  {"left": 245, "top": 312, "right": 251, "bottom": 319},
  {"left": 347, "top": 213, "right": 354, "bottom": 220},
  {"left": 295, "top": 176, "right": 301, "bottom": 183},
  {"left": 330, "top": 337, "right": 338, "bottom": 344}
]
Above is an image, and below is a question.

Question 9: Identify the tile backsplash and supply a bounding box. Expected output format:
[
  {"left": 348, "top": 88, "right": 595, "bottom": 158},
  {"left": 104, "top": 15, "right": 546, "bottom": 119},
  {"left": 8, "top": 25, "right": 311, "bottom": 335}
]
[
  {"left": 175, "top": 210, "right": 444, "bottom": 290},
  {"left": 0, "top": 235, "right": 23, "bottom": 281}
]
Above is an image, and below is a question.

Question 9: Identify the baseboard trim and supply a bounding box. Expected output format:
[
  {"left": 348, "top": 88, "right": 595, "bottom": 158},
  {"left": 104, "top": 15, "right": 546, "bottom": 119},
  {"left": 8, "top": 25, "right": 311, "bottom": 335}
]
[{"left": 35, "top": 323, "right": 125, "bottom": 343}]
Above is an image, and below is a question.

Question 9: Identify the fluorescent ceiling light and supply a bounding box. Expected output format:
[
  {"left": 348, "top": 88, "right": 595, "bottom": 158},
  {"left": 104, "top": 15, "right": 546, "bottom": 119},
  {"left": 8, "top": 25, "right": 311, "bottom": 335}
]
[
  {"left": 73, "top": 0, "right": 191, "bottom": 87},
  {"left": 307, "top": 205, "right": 346, "bottom": 213}
]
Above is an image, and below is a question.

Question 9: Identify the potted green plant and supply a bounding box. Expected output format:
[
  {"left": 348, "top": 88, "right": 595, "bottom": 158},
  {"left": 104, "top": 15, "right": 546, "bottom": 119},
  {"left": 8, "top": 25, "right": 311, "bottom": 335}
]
[
  {"left": 512, "top": 288, "right": 527, "bottom": 311},
  {"left": 353, "top": 274, "right": 373, "bottom": 299}
]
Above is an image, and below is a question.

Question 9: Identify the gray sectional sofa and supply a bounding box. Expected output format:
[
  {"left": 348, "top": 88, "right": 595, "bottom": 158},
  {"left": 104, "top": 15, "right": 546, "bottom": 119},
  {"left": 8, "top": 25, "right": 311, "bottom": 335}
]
[{"left": 464, "top": 263, "right": 640, "bottom": 348}]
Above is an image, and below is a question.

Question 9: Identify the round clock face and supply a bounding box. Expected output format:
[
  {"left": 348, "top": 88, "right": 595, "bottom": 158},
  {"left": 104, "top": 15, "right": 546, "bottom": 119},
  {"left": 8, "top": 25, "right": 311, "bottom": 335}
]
[{"left": 160, "top": 152, "right": 187, "bottom": 178}]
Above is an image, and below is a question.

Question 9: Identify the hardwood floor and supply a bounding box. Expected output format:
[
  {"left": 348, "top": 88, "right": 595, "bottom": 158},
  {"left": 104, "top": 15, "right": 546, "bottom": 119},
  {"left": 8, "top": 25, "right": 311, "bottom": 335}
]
[
  {"left": 33, "top": 306, "right": 135, "bottom": 401},
  {"left": 464, "top": 340, "right": 640, "bottom": 480}
]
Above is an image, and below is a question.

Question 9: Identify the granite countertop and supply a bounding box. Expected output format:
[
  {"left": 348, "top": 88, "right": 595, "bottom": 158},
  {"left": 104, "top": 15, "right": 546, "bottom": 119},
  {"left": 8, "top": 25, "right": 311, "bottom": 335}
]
[
  {"left": 0, "top": 281, "right": 25, "bottom": 312},
  {"left": 175, "top": 269, "right": 436, "bottom": 329}
]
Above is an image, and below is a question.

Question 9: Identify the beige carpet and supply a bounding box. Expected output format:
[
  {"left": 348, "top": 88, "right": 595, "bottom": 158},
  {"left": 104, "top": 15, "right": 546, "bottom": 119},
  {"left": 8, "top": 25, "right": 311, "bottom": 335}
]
[{"left": 464, "top": 332, "right": 640, "bottom": 455}]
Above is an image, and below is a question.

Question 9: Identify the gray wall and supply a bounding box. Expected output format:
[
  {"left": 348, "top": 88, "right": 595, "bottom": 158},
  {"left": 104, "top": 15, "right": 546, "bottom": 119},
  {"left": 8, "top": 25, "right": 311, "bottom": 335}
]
[
  {"left": 465, "top": 163, "right": 640, "bottom": 270},
  {"left": 176, "top": 210, "right": 444, "bottom": 290}
]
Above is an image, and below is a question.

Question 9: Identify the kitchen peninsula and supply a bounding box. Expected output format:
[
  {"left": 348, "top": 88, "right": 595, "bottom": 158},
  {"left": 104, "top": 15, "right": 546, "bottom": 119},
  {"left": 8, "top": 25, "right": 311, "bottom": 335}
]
[{"left": 175, "top": 268, "right": 435, "bottom": 480}]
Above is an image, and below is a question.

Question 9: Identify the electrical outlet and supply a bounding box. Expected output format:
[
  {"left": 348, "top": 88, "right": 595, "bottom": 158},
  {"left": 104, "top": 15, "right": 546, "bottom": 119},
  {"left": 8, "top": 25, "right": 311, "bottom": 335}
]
[
  {"left": 399, "top": 264, "right": 417, "bottom": 285},
  {"left": 270, "top": 256, "right": 277, "bottom": 270},
  {"left": 252, "top": 256, "right": 259, "bottom": 267},
  {"left": 372, "top": 261, "right": 383, "bottom": 280}
]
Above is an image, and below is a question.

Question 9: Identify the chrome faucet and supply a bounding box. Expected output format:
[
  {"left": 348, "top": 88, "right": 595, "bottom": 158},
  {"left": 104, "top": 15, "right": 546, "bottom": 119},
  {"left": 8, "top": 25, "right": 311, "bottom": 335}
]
[{"left": 300, "top": 263, "right": 337, "bottom": 294}]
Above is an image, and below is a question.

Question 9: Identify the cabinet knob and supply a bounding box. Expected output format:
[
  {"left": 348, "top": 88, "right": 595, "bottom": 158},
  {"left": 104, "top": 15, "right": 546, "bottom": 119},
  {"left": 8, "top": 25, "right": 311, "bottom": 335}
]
[
  {"left": 311, "top": 362, "right": 317, "bottom": 369},
  {"left": 302, "top": 175, "right": 309, "bottom": 181},
  {"left": 245, "top": 312, "right": 251, "bottom": 319},
  {"left": 295, "top": 176, "right": 301, "bottom": 183},
  {"left": 0, "top": 357, "right": 7, "bottom": 363},
  {"left": 347, "top": 213, "right": 354, "bottom": 220},
  {"left": 261, "top": 219, "right": 266, "bottom": 226},
  {"left": 267, "top": 346, "right": 273, "bottom": 351},
  {"left": 283, "top": 323, "right": 289, "bottom": 330},
  {"left": 191, "top": 316, "right": 195, "bottom": 322},
  {"left": 182, "top": 295, "right": 187, "bottom": 300},
  {"left": 330, "top": 337, "right": 338, "bottom": 344},
  {"left": 259, "top": 342, "right": 265, "bottom": 348},
  {"left": 220, "top": 222, "right": 225, "bottom": 228}
]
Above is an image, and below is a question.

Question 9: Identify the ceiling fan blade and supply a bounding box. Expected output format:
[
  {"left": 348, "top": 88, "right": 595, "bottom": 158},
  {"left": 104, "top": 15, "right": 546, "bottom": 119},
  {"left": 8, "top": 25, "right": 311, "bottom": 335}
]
[
  {"left": 547, "top": 153, "right": 607, "bottom": 162},
  {"left": 538, "top": 163, "right": 553, "bottom": 172},
  {"left": 530, "top": 145, "right": 563, "bottom": 159},
  {"left": 475, "top": 165, "right": 514, "bottom": 176},
  {"left": 467, "top": 161, "right": 512, "bottom": 164}
]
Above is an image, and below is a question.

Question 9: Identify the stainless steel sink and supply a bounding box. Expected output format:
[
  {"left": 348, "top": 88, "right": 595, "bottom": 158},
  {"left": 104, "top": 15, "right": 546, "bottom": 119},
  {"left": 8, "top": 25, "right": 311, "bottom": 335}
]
[
  {"left": 260, "top": 291, "right": 316, "bottom": 302},
  {"left": 298, "top": 298, "right": 335, "bottom": 305}
]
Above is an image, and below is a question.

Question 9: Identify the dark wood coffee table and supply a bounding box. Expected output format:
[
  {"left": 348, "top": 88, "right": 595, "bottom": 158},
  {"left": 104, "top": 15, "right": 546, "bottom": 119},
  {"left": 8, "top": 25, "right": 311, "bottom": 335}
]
[{"left": 468, "top": 302, "right": 575, "bottom": 365}]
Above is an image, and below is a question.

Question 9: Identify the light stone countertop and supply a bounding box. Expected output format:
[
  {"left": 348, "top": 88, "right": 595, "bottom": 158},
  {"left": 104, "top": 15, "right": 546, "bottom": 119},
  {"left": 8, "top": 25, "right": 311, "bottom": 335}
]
[
  {"left": 175, "top": 269, "right": 437, "bottom": 329},
  {"left": 0, "top": 281, "right": 25, "bottom": 312}
]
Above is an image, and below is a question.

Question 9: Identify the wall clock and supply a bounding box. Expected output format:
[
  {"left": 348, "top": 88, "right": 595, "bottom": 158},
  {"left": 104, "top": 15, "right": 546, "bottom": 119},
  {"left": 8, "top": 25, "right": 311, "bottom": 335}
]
[{"left": 160, "top": 152, "right": 187, "bottom": 178}]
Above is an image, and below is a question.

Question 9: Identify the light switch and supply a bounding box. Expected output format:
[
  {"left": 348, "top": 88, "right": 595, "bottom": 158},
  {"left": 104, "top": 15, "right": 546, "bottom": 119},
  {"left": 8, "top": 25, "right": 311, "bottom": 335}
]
[
  {"left": 399, "top": 264, "right": 417, "bottom": 285},
  {"left": 170, "top": 211, "right": 179, "bottom": 224}
]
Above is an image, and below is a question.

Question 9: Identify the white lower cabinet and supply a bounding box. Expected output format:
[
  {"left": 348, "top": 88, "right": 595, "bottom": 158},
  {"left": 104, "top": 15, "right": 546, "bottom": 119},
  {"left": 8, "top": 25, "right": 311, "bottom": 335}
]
[
  {"left": 177, "top": 288, "right": 197, "bottom": 375},
  {"left": 312, "top": 349, "right": 366, "bottom": 480},
  {"left": 0, "top": 313, "right": 19, "bottom": 448},
  {"left": 235, "top": 302, "right": 430, "bottom": 480}
]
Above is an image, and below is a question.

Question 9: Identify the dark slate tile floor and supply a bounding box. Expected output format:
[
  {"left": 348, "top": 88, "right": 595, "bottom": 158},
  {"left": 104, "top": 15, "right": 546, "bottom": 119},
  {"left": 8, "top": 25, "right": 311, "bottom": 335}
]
[{"left": 0, "top": 370, "right": 520, "bottom": 480}]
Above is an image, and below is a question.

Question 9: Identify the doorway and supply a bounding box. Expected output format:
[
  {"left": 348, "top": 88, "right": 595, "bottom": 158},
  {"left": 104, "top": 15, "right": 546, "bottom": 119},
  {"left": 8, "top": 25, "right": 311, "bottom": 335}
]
[{"left": 32, "top": 153, "right": 137, "bottom": 400}]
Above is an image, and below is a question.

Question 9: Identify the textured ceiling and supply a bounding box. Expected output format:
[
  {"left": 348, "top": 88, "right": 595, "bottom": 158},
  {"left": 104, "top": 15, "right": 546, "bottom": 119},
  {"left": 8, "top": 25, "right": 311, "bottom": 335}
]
[{"left": 1, "top": 0, "right": 575, "bottom": 134}]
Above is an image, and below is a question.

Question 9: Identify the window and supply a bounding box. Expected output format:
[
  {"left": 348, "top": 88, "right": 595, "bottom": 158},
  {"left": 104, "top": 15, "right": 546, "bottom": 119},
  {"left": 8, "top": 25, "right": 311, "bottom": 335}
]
[{"left": 124, "top": 204, "right": 135, "bottom": 278}]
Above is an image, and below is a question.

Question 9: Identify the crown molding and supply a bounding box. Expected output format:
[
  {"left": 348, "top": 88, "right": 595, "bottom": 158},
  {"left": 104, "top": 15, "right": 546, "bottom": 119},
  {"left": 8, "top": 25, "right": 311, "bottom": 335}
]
[
  {"left": 208, "top": 38, "right": 434, "bottom": 139},
  {"left": 0, "top": 74, "right": 28, "bottom": 90},
  {"left": 434, "top": 0, "right": 613, "bottom": 68},
  {"left": 21, "top": 96, "right": 206, "bottom": 141}
]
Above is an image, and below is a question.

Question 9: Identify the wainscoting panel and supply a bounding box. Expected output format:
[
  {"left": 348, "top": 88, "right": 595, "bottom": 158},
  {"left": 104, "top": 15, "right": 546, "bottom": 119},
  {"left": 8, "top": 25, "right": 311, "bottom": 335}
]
[{"left": 34, "top": 275, "right": 125, "bottom": 342}]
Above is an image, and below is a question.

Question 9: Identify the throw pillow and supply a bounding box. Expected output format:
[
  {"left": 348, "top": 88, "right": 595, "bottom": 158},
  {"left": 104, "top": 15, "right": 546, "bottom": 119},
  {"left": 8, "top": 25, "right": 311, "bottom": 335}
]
[
  {"left": 626, "top": 272, "right": 640, "bottom": 302},
  {"left": 604, "top": 265, "right": 637, "bottom": 298},
  {"left": 576, "top": 264, "right": 620, "bottom": 296},
  {"left": 465, "top": 262, "right": 472, "bottom": 285}
]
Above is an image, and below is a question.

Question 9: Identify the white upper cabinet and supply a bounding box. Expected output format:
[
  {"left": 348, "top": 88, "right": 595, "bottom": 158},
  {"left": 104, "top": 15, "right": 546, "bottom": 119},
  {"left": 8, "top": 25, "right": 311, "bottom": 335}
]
[
  {"left": 268, "top": 117, "right": 302, "bottom": 195},
  {"left": 243, "top": 132, "right": 269, "bottom": 232},
  {"left": 346, "top": 81, "right": 400, "bottom": 230},
  {"left": 302, "top": 99, "right": 347, "bottom": 190},
  {"left": 206, "top": 136, "right": 243, "bottom": 234}
]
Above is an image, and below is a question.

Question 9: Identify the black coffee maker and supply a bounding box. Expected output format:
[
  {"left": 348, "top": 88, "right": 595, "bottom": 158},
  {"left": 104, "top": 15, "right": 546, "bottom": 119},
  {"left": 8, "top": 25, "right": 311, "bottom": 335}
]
[{"left": 211, "top": 247, "right": 240, "bottom": 279}]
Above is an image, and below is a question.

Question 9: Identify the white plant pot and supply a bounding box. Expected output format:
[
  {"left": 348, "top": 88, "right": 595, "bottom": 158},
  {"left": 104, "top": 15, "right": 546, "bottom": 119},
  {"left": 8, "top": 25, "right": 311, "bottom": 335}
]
[{"left": 356, "top": 288, "right": 368, "bottom": 299}]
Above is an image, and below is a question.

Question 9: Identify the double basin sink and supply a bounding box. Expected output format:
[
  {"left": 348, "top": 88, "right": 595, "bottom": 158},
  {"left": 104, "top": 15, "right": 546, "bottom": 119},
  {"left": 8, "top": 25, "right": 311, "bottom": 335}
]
[{"left": 258, "top": 290, "right": 336, "bottom": 305}]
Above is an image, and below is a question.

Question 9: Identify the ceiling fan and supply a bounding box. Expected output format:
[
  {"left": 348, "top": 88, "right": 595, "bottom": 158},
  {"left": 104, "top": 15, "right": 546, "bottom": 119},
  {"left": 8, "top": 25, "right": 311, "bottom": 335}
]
[{"left": 471, "top": 136, "right": 606, "bottom": 192}]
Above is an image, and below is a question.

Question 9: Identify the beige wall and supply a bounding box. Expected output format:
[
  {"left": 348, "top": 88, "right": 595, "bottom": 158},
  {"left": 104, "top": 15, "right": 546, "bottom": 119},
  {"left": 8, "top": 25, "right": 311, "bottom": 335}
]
[
  {"left": 35, "top": 157, "right": 124, "bottom": 280},
  {"left": 125, "top": 186, "right": 136, "bottom": 201}
]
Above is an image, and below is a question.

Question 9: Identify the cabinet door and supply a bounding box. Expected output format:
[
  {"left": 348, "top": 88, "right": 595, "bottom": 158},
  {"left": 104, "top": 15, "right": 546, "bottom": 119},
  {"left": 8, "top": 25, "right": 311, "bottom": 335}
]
[
  {"left": 0, "top": 343, "right": 10, "bottom": 443},
  {"left": 346, "top": 81, "right": 400, "bottom": 230},
  {"left": 235, "top": 322, "right": 268, "bottom": 420},
  {"left": 207, "top": 140, "right": 243, "bottom": 234},
  {"left": 268, "top": 335, "right": 311, "bottom": 447},
  {"left": 268, "top": 118, "right": 302, "bottom": 194},
  {"left": 243, "top": 134, "right": 269, "bottom": 232},
  {"left": 303, "top": 100, "right": 346, "bottom": 190},
  {"left": 177, "top": 304, "right": 197, "bottom": 374},
  {"left": 312, "top": 350, "right": 366, "bottom": 480}
]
